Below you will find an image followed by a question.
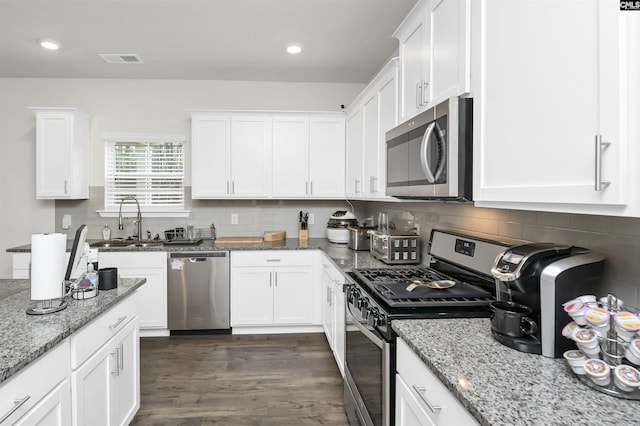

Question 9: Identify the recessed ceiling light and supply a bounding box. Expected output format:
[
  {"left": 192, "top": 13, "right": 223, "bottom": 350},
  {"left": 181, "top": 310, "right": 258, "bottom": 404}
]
[
  {"left": 286, "top": 44, "right": 302, "bottom": 54},
  {"left": 39, "top": 39, "right": 61, "bottom": 50}
]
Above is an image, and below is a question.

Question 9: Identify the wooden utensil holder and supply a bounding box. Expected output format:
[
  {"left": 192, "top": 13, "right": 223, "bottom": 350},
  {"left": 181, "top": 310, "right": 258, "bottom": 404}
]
[{"left": 298, "top": 224, "right": 308, "bottom": 241}]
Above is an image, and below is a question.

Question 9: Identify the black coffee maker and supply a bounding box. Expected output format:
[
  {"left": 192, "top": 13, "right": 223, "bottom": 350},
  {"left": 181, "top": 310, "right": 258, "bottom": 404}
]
[{"left": 490, "top": 243, "right": 605, "bottom": 358}]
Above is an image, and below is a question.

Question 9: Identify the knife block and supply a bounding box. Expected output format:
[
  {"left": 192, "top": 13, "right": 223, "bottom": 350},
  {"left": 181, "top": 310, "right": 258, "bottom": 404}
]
[{"left": 298, "top": 224, "right": 308, "bottom": 241}]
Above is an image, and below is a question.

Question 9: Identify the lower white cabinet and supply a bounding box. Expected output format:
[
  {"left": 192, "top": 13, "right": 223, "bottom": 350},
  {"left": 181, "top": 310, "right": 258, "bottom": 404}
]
[
  {"left": 396, "top": 338, "right": 478, "bottom": 426},
  {"left": 0, "top": 341, "right": 71, "bottom": 425},
  {"left": 98, "top": 251, "right": 167, "bottom": 333},
  {"left": 320, "top": 253, "right": 346, "bottom": 377},
  {"left": 71, "top": 292, "right": 140, "bottom": 426},
  {"left": 12, "top": 252, "right": 87, "bottom": 280},
  {"left": 231, "top": 251, "right": 319, "bottom": 329}
]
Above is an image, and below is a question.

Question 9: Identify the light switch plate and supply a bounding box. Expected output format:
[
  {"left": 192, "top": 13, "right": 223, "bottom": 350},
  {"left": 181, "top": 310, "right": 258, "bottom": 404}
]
[
  {"left": 62, "top": 214, "right": 71, "bottom": 230},
  {"left": 231, "top": 213, "right": 238, "bottom": 225}
]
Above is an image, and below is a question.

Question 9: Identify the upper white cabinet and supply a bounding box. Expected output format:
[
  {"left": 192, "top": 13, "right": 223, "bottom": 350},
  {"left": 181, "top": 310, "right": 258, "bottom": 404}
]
[
  {"left": 191, "top": 112, "right": 271, "bottom": 199},
  {"left": 472, "top": 0, "right": 639, "bottom": 216},
  {"left": 191, "top": 111, "right": 345, "bottom": 200},
  {"left": 393, "top": 0, "right": 470, "bottom": 122},
  {"left": 29, "top": 107, "right": 92, "bottom": 199},
  {"left": 346, "top": 59, "right": 399, "bottom": 200},
  {"left": 272, "top": 114, "right": 345, "bottom": 198}
]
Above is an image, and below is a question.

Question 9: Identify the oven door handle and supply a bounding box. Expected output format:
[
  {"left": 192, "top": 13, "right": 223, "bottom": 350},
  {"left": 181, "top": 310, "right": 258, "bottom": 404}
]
[{"left": 347, "top": 310, "right": 384, "bottom": 350}]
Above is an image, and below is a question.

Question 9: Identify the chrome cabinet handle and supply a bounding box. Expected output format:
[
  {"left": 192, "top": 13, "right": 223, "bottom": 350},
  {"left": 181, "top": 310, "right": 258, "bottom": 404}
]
[
  {"left": 309, "top": 181, "right": 313, "bottom": 195},
  {"left": 422, "top": 81, "right": 429, "bottom": 107},
  {"left": 231, "top": 181, "right": 235, "bottom": 195},
  {"left": 326, "top": 286, "right": 331, "bottom": 303},
  {"left": 416, "top": 82, "right": 420, "bottom": 109},
  {"left": 412, "top": 385, "right": 442, "bottom": 414},
  {"left": 111, "top": 347, "right": 120, "bottom": 376},
  {"left": 274, "top": 272, "right": 278, "bottom": 287},
  {"left": 305, "top": 181, "right": 309, "bottom": 195},
  {"left": 269, "top": 272, "right": 272, "bottom": 287},
  {"left": 109, "top": 316, "right": 127, "bottom": 330},
  {"left": 355, "top": 179, "right": 360, "bottom": 194},
  {"left": 226, "top": 181, "right": 230, "bottom": 195},
  {"left": 119, "top": 343, "right": 124, "bottom": 372},
  {"left": 595, "top": 135, "right": 611, "bottom": 191},
  {"left": 370, "top": 176, "right": 378, "bottom": 193},
  {"left": 0, "top": 395, "right": 31, "bottom": 423},
  {"left": 64, "top": 180, "right": 69, "bottom": 194}
]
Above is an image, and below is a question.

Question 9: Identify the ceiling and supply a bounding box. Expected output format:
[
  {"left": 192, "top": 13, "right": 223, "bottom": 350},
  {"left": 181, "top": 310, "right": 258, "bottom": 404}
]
[{"left": 0, "top": 0, "right": 417, "bottom": 84}]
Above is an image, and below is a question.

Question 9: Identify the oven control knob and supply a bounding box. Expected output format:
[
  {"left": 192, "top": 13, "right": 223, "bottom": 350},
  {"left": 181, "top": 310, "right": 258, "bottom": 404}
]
[
  {"left": 367, "top": 307, "right": 382, "bottom": 326},
  {"left": 359, "top": 298, "right": 369, "bottom": 316}
]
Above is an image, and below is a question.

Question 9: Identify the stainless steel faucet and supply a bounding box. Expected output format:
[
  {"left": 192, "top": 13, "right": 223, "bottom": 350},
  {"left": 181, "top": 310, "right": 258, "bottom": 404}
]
[{"left": 118, "top": 196, "right": 142, "bottom": 241}]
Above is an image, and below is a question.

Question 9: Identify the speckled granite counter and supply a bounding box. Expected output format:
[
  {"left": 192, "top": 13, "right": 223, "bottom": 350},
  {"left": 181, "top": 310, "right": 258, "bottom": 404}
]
[
  {"left": 393, "top": 318, "right": 639, "bottom": 426},
  {"left": 7, "top": 238, "right": 391, "bottom": 271},
  {"left": 0, "top": 278, "right": 145, "bottom": 385}
]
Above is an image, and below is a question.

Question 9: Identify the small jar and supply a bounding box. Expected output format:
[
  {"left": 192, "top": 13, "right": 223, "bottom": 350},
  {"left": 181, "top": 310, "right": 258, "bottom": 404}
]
[
  {"left": 102, "top": 224, "right": 111, "bottom": 241},
  {"left": 613, "top": 365, "right": 640, "bottom": 392},
  {"left": 584, "top": 359, "right": 611, "bottom": 386},
  {"left": 563, "top": 350, "right": 587, "bottom": 375},
  {"left": 564, "top": 301, "right": 587, "bottom": 326},
  {"left": 614, "top": 311, "right": 640, "bottom": 341},
  {"left": 625, "top": 338, "right": 640, "bottom": 365},
  {"left": 585, "top": 307, "right": 610, "bottom": 338}
]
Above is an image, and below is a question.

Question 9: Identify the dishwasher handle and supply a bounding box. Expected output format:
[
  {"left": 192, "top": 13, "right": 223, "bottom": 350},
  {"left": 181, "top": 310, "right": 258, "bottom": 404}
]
[{"left": 169, "top": 251, "right": 228, "bottom": 259}]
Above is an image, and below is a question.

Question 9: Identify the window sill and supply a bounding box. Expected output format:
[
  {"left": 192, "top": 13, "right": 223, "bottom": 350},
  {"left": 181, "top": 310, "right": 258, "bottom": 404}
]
[{"left": 97, "top": 209, "right": 191, "bottom": 219}]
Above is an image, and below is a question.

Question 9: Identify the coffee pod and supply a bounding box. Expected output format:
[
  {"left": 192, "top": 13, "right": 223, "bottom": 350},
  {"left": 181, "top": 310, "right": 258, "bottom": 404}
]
[
  {"left": 585, "top": 307, "right": 610, "bottom": 338},
  {"left": 564, "top": 301, "right": 587, "bottom": 326},
  {"left": 563, "top": 350, "right": 587, "bottom": 375},
  {"left": 562, "top": 322, "right": 580, "bottom": 339},
  {"left": 614, "top": 311, "right": 640, "bottom": 341},
  {"left": 576, "top": 294, "right": 597, "bottom": 304},
  {"left": 625, "top": 338, "right": 640, "bottom": 365},
  {"left": 574, "top": 328, "right": 600, "bottom": 358},
  {"left": 613, "top": 365, "right": 640, "bottom": 392},
  {"left": 584, "top": 359, "right": 611, "bottom": 386}
]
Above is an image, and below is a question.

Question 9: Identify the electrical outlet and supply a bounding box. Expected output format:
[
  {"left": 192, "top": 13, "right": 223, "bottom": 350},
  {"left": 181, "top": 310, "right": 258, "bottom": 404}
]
[
  {"left": 231, "top": 213, "right": 238, "bottom": 225},
  {"left": 62, "top": 214, "right": 72, "bottom": 230},
  {"left": 308, "top": 214, "right": 315, "bottom": 225}
]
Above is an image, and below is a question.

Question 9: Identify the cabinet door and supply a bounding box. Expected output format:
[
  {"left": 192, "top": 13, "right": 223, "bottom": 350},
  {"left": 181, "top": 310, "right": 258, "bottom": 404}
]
[
  {"left": 71, "top": 341, "right": 112, "bottom": 426},
  {"left": 273, "top": 266, "right": 314, "bottom": 325},
  {"left": 14, "top": 380, "right": 72, "bottom": 426},
  {"left": 362, "top": 92, "right": 380, "bottom": 196},
  {"left": 272, "top": 116, "right": 309, "bottom": 197},
  {"left": 345, "top": 108, "right": 363, "bottom": 198},
  {"left": 396, "top": 2, "right": 430, "bottom": 122},
  {"left": 396, "top": 374, "right": 434, "bottom": 426},
  {"left": 309, "top": 117, "right": 346, "bottom": 198},
  {"left": 231, "top": 267, "right": 274, "bottom": 325},
  {"left": 321, "top": 270, "right": 334, "bottom": 348},
  {"left": 430, "top": 0, "right": 470, "bottom": 103},
  {"left": 112, "top": 320, "right": 140, "bottom": 426},
  {"left": 35, "top": 113, "right": 73, "bottom": 198},
  {"left": 377, "top": 69, "right": 399, "bottom": 198},
  {"left": 230, "top": 116, "right": 271, "bottom": 197},
  {"left": 333, "top": 280, "right": 346, "bottom": 377},
  {"left": 473, "top": 0, "right": 625, "bottom": 207},
  {"left": 191, "top": 114, "right": 231, "bottom": 198}
]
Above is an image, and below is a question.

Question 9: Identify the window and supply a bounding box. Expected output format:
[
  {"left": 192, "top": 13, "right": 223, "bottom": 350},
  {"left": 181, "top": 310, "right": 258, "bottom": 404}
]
[{"left": 103, "top": 133, "right": 186, "bottom": 214}]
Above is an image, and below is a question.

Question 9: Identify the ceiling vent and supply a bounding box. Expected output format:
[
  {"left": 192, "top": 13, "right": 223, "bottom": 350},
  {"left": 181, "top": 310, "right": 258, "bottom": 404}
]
[{"left": 99, "top": 54, "right": 144, "bottom": 64}]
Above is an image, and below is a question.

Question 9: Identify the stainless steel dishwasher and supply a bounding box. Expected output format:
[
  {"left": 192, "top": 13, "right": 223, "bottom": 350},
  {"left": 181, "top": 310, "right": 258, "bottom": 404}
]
[{"left": 167, "top": 251, "right": 230, "bottom": 333}]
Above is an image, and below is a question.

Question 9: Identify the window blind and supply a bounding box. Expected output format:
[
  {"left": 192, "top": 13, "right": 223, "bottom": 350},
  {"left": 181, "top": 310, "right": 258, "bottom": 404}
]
[{"left": 104, "top": 138, "right": 185, "bottom": 209}]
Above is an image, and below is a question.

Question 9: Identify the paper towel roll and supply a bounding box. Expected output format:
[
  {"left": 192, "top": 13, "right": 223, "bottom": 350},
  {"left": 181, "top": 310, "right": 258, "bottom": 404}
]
[{"left": 30, "top": 233, "right": 66, "bottom": 300}]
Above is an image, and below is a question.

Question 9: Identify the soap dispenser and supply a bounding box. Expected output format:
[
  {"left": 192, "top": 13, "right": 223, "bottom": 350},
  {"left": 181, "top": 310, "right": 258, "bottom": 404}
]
[{"left": 102, "top": 224, "right": 111, "bottom": 241}]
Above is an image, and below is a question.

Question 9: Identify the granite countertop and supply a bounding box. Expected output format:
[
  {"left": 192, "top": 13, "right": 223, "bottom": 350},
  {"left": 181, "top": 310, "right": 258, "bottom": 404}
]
[
  {"left": 0, "top": 278, "right": 146, "bottom": 385},
  {"left": 393, "top": 318, "right": 639, "bottom": 426},
  {"left": 6, "top": 238, "right": 392, "bottom": 271}
]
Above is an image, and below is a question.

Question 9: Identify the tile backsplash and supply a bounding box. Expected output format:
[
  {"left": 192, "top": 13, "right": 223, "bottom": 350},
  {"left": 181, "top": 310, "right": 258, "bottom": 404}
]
[{"left": 55, "top": 192, "right": 640, "bottom": 307}]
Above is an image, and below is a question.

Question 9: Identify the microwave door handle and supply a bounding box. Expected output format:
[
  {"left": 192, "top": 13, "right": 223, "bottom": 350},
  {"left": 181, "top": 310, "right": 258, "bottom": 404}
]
[
  {"left": 432, "top": 122, "right": 447, "bottom": 182},
  {"left": 420, "top": 122, "right": 437, "bottom": 183}
]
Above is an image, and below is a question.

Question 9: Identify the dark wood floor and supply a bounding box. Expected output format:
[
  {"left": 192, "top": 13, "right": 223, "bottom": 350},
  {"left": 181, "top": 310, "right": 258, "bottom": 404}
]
[{"left": 132, "top": 333, "right": 350, "bottom": 426}]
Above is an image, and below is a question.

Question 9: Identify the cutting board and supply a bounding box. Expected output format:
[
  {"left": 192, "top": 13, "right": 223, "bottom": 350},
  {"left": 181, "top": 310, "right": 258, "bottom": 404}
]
[{"left": 215, "top": 236, "right": 264, "bottom": 244}]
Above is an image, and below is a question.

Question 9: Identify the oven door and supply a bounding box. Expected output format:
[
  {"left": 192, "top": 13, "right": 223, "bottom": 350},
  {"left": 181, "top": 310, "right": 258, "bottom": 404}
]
[{"left": 344, "top": 302, "right": 391, "bottom": 426}]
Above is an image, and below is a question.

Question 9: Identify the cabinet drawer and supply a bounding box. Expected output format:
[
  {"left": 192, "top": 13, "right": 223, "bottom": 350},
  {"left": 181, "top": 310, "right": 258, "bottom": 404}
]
[
  {"left": 320, "top": 254, "right": 345, "bottom": 283},
  {"left": 396, "top": 338, "right": 478, "bottom": 425},
  {"left": 70, "top": 291, "right": 139, "bottom": 369},
  {"left": 231, "top": 250, "right": 314, "bottom": 267},
  {"left": 98, "top": 251, "right": 166, "bottom": 269},
  {"left": 0, "top": 340, "right": 70, "bottom": 424}
]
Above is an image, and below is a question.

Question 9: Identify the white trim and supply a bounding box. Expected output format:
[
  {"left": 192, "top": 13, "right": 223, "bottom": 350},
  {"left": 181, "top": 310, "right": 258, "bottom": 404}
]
[
  {"left": 97, "top": 209, "right": 191, "bottom": 218},
  {"left": 102, "top": 132, "right": 186, "bottom": 143}
]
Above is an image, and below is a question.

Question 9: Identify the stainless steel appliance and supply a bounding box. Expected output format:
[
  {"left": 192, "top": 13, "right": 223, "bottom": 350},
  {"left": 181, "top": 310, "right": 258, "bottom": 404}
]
[
  {"left": 327, "top": 211, "right": 358, "bottom": 244},
  {"left": 167, "top": 251, "right": 230, "bottom": 333},
  {"left": 344, "top": 229, "right": 509, "bottom": 426},
  {"left": 490, "top": 243, "right": 604, "bottom": 357},
  {"left": 347, "top": 226, "right": 374, "bottom": 251},
  {"left": 369, "top": 231, "right": 421, "bottom": 265},
  {"left": 386, "top": 96, "right": 473, "bottom": 200}
]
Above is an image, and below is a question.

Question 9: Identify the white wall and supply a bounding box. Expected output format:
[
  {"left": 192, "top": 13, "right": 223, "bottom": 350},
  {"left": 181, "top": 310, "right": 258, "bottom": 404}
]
[{"left": 0, "top": 78, "right": 364, "bottom": 278}]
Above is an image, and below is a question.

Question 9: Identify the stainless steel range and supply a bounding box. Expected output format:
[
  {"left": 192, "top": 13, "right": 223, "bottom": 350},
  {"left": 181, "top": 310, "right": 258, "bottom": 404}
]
[{"left": 343, "top": 229, "right": 512, "bottom": 426}]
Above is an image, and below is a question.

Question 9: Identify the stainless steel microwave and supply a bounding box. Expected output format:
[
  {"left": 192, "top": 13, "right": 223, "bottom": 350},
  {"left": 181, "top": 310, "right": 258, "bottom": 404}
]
[{"left": 385, "top": 97, "right": 473, "bottom": 201}]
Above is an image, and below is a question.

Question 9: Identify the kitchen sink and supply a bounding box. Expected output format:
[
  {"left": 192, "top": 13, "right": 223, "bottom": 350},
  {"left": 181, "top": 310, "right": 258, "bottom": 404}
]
[{"left": 91, "top": 241, "right": 164, "bottom": 248}]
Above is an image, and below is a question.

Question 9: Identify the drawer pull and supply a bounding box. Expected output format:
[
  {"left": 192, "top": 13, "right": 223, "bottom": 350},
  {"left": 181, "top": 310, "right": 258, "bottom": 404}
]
[
  {"left": 109, "top": 316, "right": 127, "bottom": 330},
  {"left": 0, "top": 395, "right": 31, "bottom": 423},
  {"left": 266, "top": 259, "right": 281, "bottom": 262},
  {"left": 412, "top": 385, "right": 442, "bottom": 414}
]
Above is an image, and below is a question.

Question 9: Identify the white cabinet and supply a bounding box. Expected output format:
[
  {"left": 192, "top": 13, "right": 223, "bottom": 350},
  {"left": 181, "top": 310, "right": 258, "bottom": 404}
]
[
  {"left": 0, "top": 341, "right": 71, "bottom": 426},
  {"left": 396, "top": 338, "right": 478, "bottom": 426},
  {"left": 71, "top": 292, "right": 140, "bottom": 426},
  {"left": 472, "top": 0, "right": 638, "bottom": 216},
  {"left": 12, "top": 252, "right": 87, "bottom": 280},
  {"left": 272, "top": 114, "right": 345, "bottom": 198},
  {"left": 29, "top": 107, "right": 91, "bottom": 199},
  {"left": 394, "top": 0, "right": 470, "bottom": 122},
  {"left": 320, "top": 253, "right": 346, "bottom": 377},
  {"left": 191, "top": 112, "right": 271, "bottom": 199},
  {"left": 346, "top": 59, "right": 399, "bottom": 200},
  {"left": 98, "top": 251, "right": 167, "bottom": 333},
  {"left": 231, "top": 251, "right": 319, "bottom": 329}
]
